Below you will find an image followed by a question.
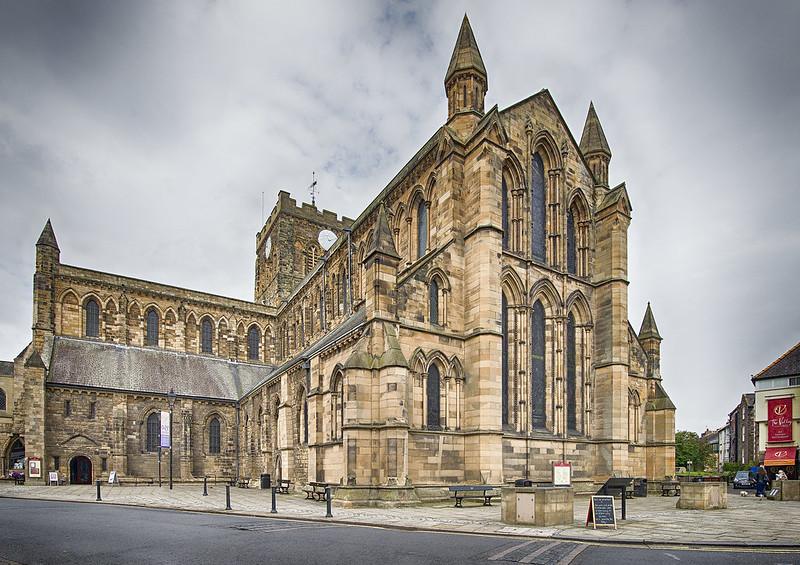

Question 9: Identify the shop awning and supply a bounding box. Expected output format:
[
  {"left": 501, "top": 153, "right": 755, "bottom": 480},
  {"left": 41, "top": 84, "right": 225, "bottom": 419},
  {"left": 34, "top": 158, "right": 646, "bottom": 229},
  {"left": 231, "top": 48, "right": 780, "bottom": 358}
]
[{"left": 764, "top": 446, "right": 797, "bottom": 466}]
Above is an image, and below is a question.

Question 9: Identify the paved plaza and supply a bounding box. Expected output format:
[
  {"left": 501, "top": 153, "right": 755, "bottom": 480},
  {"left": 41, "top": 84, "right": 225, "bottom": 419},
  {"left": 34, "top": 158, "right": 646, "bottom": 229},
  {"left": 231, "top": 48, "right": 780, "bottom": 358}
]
[{"left": 1, "top": 483, "right": 798, "bottom": 547}]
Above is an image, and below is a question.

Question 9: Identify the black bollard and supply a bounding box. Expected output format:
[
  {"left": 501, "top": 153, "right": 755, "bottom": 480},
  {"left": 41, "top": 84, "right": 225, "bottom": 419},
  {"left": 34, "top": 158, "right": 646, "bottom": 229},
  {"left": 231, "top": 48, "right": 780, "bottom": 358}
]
[
  {"left": 271, "top": 486, "right": 277, "bottom": 514},
  {"left": 225, "top": 485, "right": 232, "bottom": 510},
  {"left": 96, "top": 480, "right": 102, "bottom": 502},
  {"left": 621, "top": 489, "right": 626, "bottom": 520},
  {"left": 325, "top": 486, "right": 332, "bottom": 518},
  {"left": 203, "top": 476, "right": 208, "bottom": 497}
]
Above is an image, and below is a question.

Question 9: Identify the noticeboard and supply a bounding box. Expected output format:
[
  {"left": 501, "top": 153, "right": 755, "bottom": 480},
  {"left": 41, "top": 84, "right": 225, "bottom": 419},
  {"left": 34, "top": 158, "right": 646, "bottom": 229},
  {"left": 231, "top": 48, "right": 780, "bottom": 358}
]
[
  {"left": 108, "top": 470, "right": 118, "bottom": 485},
  {"left": 48, "top": 472, "right": 59, "bottom": 486},
  {"left": 28, "top": 457, "right": 42, "bottom": 479},
  {"left": 552, "top": 461, "right": 571, "bottom": 486},
  {"left": 586, "top": 495, "right": 617, "bottom": 529}
]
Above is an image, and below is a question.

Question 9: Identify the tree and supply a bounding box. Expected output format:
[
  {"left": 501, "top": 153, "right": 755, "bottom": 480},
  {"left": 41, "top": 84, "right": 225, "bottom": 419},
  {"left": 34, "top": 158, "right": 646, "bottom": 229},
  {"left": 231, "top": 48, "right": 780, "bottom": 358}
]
[{"left": 675, "top": 430, "right": 715, "bottom": 471}]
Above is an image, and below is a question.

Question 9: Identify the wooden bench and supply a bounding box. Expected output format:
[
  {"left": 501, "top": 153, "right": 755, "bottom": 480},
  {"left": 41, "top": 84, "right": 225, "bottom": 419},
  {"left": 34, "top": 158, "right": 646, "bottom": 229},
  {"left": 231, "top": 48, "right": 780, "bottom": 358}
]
[
  {"left": 303, "top": 481, "right": 331, "bottom": 501},
  {"left": 448, "top": 485, "right": 500, "bottom": 508},
  {"left": 237, "top": 477, "right": 251, "bottom": 489},
  {"left": 661, "top": 480, "right": 681, "bottom": 497},
  {"left": 276, "top": 479, "right": 293, "bottom": 494}
]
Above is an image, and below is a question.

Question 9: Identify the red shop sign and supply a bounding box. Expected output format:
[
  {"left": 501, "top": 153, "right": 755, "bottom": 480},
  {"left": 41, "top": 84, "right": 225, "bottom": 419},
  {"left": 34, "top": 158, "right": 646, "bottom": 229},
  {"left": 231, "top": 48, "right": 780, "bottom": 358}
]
[{"left": 768, "top": 397, "right": 793, "bottom": 442}]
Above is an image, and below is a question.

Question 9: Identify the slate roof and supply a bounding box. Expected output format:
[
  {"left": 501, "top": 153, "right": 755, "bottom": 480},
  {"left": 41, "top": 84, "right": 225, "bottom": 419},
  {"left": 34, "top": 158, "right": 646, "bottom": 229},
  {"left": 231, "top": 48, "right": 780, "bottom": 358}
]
[
  {"left": 0, "top": 361, "right": 13, "bottom": 376},
  {"left": 244, "top": 308, "right": 367, "bottom": 398},
  {"left": 47, "top": 337, "right": 274, "bottom": 401},
  {"left": 753, "top": 341, "right": 800, "bottom": 381}
]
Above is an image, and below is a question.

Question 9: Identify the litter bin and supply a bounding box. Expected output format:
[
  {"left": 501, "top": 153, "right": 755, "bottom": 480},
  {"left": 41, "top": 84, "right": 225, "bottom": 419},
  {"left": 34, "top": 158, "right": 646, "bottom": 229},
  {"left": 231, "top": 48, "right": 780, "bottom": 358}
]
[
  {"left": 633, "top": 478, "right": 647, "bottom": 497},
  {"left": 260, "top": 473, "right": 271, "bottom": 489}
]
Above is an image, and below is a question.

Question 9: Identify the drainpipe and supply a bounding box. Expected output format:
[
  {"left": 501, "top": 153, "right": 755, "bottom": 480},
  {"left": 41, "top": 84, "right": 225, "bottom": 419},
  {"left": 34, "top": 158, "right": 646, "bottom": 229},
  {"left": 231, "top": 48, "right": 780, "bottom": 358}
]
[
  {"left": 345, "top": 227, "right": 353, "bottom": 315},
  {"left": 235, "top": 402, "right": 241, "bottom": 481}
]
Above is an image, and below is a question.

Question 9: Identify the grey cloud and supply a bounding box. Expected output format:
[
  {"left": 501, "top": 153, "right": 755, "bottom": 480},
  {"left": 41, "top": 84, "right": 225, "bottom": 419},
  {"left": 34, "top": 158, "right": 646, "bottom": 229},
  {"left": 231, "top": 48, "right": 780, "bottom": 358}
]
[{"left": 0, "top": 0, "right": 797, "bottom": 433}]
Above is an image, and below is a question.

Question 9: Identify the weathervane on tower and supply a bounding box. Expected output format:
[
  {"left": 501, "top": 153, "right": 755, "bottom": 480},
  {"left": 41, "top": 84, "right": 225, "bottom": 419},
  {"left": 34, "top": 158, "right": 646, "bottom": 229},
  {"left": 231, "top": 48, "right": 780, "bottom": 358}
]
[{"left": 309, "top": 171, "right": 318, "bottom": 207}]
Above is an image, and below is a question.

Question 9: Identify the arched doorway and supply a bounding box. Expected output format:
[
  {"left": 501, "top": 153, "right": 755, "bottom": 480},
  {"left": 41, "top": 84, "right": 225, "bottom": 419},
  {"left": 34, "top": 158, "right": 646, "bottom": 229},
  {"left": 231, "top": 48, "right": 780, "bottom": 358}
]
[
  {"left": 70, "top": 456, "right": 92, "bottom": 485},
  {"left": 6, "top": 438, "right": 24, "bottom": 477}
]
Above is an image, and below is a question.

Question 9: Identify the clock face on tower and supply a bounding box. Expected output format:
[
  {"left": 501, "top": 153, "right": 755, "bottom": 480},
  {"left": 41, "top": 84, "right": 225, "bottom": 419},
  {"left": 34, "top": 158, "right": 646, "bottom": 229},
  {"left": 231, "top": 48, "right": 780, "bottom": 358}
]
[
  {"left": 318, "top": 229, "right": 337, "bottom": 251},
  {"left": 264, "top": 236, "right": 272, "bottom": 259}
]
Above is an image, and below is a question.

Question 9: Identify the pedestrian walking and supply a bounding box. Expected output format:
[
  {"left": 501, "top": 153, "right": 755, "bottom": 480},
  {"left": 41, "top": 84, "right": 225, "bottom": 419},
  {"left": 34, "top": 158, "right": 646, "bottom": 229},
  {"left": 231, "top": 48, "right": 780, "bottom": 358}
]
[{"left": 756, "top": 465, "right": 769, "bottom": 498}]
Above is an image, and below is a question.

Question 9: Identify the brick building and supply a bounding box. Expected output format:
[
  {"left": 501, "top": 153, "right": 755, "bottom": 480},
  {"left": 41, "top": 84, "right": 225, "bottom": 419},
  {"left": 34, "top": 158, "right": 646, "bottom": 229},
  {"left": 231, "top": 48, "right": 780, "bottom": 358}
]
[{"left": 1, "top": 16, "right": 675, "bottom": 503}]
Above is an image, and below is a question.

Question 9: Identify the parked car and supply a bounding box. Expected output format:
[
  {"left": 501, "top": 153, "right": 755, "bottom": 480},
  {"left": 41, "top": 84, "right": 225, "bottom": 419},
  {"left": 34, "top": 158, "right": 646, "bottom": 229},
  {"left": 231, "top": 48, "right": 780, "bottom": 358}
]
[{"left": 733, "top": 470, "right": 756, "bottom": 489}]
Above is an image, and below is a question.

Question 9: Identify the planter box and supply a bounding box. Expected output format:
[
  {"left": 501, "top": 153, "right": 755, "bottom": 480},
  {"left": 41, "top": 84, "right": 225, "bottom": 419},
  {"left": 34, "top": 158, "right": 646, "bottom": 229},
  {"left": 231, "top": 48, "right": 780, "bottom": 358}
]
[{"left": 676, "top": 482, "right": 727, "bottom": 510}]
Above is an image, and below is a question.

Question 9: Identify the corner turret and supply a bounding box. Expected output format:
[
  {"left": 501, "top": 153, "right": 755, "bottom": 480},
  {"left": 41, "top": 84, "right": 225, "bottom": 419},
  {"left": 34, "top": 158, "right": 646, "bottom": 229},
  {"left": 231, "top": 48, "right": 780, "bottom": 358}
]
[
  {"left": 33, "top": 219, "right": 60, "bottom": 349},
  {"left": 579, "top": 102, "right": 612, "bottom": 188},
  {"left": 444, "top": 15, "right": 487, "bottom": 136},
  {"left": 639, "top": 302, "right": 662, "bottom": 379}
]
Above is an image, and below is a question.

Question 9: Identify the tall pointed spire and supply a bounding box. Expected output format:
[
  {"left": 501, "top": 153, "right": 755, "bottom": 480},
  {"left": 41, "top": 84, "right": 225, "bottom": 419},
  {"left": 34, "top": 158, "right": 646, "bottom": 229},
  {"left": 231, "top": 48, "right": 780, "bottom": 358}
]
[
  {"left": 445, "top": 14, "right": 487, "bottom": 87},
  {"left": 579, "top": 102, "right": 612, "bottom": 187},
  {"left": 36, "top": 219, "right": 59, "bottom": 250},
  {"left": 579, "top": 102, "right": 611, "bottom": 157},
  {"left": 639, "top": 302, "right": 662, "bottom": 341},
  {"left": 444, "top": 14, "right": 487, "bottom": 130}
]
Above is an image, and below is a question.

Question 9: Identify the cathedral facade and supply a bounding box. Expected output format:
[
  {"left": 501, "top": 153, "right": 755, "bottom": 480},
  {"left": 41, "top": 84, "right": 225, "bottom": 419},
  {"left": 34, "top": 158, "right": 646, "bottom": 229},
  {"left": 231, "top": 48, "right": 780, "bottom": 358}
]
[{"left": 1, "top": 17, "right": 675, "bottom": 500}]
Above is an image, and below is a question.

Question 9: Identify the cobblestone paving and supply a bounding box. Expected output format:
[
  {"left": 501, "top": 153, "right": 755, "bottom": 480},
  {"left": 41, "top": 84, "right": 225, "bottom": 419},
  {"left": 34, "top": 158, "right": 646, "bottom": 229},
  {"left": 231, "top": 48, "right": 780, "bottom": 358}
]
[{"left": 1, "top": 484, "right": 798, "bottom": 546}]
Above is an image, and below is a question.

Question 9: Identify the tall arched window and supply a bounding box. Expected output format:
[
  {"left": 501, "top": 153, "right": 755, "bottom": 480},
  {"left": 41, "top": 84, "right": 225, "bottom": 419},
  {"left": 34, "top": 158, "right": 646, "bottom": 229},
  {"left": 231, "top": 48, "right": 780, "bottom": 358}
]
[
  {"left": 85, "top": 298, "right": 100, "bottom": 338},
  {"left": 566, "top": 312, "right": 577, "bottom": 433},
  {"left": 145, "top": 308, "right": 159, "bottom": 346},
  {"left": 501, "top": 174, "right": 509, "bottom": 250},
  {"left": 628, "top": 390, "right": 641, "bottom": 443},
  {"left": 566, "top": 208, "right": 577, "bottom": 275},
  {"left": 209, "top": 417, "right": 221, "bottom": 454},
  {"left": 332, "top": 373, "right": 344, "bottom": 441},
  {"left": 200, "top": 317, "right": 213, "bottom": 353},
  {"left": 0, "top": 388, "right": 6, "bottom": 411},
  {"left": 247, "top": 326, "right": 260, "bottom": 360},
  {"left": 416, "top": 199, "right": 428, "bottom": 259},
  {"left": 146, "top": 412, "right": 160, "bottom": 452},
  {"left": 298, "top": 393, "right": 308, "bottom": 445},
  {"left": 531, "top": 300, "right": 546, "bottom": 430},
  {"left": 501, "top": 293, "right": 509, "bottom": 428},
  {"left": 429, "top": 279, "right": 439, "bottom": 325},
  {"left": 426, "top": 364, "right": 441, "bottom": 430},
  {"left": 531, "top": 153, "right": 546, "bottom": 262}
]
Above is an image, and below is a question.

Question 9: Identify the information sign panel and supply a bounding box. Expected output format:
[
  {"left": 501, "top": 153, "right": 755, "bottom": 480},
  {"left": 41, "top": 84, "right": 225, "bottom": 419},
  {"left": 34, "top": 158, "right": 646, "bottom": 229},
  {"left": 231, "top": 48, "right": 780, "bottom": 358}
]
[
  {"left": 552, "top": 461, "right": 571, "bottom": 486},
  {"left": 160, "top": 411, "right": 171, "bottom": 448}
]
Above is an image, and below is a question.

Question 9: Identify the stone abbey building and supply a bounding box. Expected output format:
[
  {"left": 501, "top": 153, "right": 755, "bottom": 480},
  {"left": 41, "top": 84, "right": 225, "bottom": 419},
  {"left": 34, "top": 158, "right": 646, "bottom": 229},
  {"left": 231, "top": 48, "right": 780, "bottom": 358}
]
[{"left": 1, "top": 16, "right": 675, "bottom": 501}]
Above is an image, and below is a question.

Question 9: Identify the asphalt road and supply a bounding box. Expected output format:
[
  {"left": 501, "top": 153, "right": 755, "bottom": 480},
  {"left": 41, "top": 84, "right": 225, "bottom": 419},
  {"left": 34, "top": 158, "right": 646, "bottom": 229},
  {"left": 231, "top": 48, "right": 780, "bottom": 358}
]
[{"left": 0, "top": 498, "right": 795, "bottom": 565}]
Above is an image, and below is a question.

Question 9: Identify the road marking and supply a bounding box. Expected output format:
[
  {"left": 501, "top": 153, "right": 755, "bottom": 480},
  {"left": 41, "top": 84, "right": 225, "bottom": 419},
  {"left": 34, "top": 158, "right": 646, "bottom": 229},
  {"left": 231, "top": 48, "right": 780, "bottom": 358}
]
[
  {"left": 557, "top": 544, "right": 588, "bottom": 565},
  {"left": 520, "top": 541, "right": 562, "bottom": 563},
  {"left": 663, "top": 553, "right": 681, "bottom": 561},
  {"left": 487, "top": 540, "right": 538, "bottom": 561}
]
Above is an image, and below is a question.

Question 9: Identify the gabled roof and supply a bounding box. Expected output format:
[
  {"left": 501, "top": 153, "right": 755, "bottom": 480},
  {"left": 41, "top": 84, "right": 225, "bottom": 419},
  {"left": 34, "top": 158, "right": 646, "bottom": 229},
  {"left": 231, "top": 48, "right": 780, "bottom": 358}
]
[
  {"left": 639, "top": 302, "right": 662, "bottom": 341},
  {"left": 36, "top": 219, "right": 59, "bottom": 250},
  {"left": 752, "top": 341, "right": 800, "bottom": 381},
  {"left": 646, "top": 382, "right": 676, "bottom": 411},
  {"left": 445, "top": 14, "right": 487, "bottom": 86},
  {"left": 579, "top": 101, "right": 611, "bottom": 157},
  {"left": 597, "top": 182, "right": 632, "bottom": 213}
]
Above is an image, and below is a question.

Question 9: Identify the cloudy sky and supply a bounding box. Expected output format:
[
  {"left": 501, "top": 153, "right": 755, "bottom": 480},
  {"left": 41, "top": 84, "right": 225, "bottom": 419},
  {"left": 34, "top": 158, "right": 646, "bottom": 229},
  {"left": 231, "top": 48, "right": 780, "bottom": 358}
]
[{"left": 1, "top": 0, "right": 798, "bottom": 432}]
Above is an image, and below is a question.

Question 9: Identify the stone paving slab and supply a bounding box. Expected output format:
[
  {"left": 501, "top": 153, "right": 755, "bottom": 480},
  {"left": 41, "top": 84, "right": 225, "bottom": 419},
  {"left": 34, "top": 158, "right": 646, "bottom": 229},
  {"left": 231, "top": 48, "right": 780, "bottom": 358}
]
[{"left": 1, "top": 484, "right": 799, "bottom": 548}]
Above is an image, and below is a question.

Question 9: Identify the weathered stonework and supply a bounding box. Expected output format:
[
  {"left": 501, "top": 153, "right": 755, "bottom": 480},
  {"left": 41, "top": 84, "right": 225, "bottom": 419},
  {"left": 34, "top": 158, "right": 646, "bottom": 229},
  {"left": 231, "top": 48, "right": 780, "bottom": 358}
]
[{"left": 2, "top": 16, "right": 674, "bottom": 498}]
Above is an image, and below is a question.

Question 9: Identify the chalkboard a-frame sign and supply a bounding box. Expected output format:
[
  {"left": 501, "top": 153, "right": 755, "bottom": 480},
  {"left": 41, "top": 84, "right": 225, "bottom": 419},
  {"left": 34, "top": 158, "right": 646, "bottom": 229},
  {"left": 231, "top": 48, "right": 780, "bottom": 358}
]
[{"left": 586, "top": 495, "right": 617, "bottom": 529}]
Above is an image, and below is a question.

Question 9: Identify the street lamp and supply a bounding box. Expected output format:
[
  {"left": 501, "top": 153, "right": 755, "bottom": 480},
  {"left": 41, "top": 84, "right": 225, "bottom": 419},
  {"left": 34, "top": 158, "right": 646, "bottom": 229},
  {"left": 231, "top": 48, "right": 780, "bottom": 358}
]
[{"left": 167, "top": 388, "right": 176, "bottom": 490}]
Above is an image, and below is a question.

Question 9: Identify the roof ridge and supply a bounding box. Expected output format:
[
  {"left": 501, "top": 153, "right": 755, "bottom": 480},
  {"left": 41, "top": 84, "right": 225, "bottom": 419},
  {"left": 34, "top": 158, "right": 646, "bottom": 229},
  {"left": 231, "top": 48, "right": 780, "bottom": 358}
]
[{"left": 754, "top": 340, "right": 800, "bottom": 379}]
